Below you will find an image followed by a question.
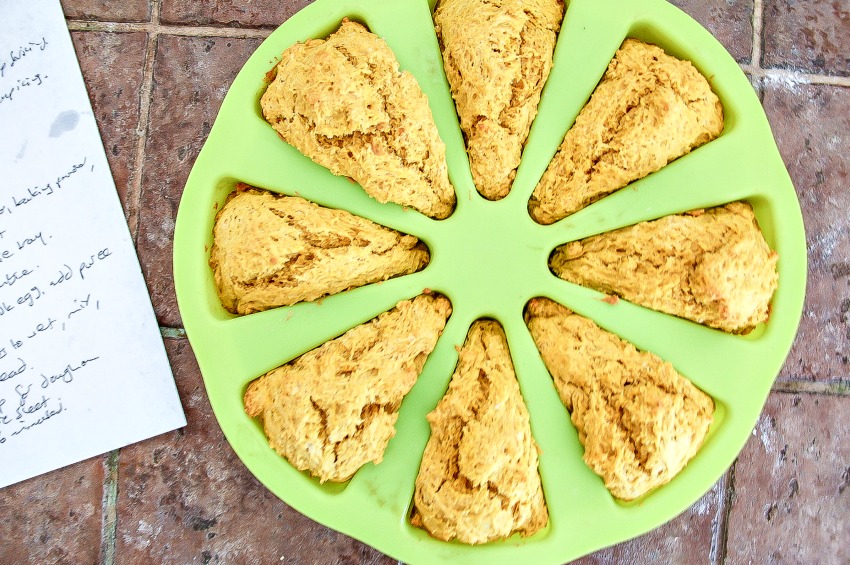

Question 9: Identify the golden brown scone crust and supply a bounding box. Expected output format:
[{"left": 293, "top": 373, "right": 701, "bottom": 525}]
[
  {"left": 411, "top": 320, "right": 548, "bottom": 544},
  {"left": 244, "top": 294, "right": 451, "bottom": 483},
  {"left": 550, "top": 202, "right": 778, "bottom": 334},
  {"left": 209, "top": 187, "right": 429, "bottom": 315},
  {"left": 525, "top": 298, "right": 714, "bottom": 500},
  {"left": 529, "top": 39, "right": 724, "bottom": 224},
  {"left": 434, "top": 0, "right": 564, "bottom": 200},
  {"left": 260, "top": 19, "right": 455, "bottom": 219}
]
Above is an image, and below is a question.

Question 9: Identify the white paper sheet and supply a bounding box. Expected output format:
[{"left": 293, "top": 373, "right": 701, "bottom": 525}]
[{"left": 0, "top": 0, "right": 186, "bottom": 488}]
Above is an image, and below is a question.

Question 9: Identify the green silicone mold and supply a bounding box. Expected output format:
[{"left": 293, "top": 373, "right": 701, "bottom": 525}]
[{"left": 173, "top": 0, "right": 807, "bottom": 562}]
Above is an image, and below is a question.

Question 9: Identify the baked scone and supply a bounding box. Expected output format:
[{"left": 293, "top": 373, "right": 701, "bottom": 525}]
[
  {"left": 209, "top": 185, "right": 429, "bottom": 315},
  {"left": 411, "top": 320, "right": 548, "bottom": 544},
  {"left": 550, "top": 202, "right": 778, "bottom": 334},
  {"left": 529, "top": 38, "right": 724, "bottom": 224},
  {"left": 260, "top": 19, "right": 456, "bottom": 219},
  {"left": 434, "top": 0, "right": 564, "bottom": 200},
  {"left": 244, "top": 293, "right": 451, "bottom": 483},
  {"left": 525, "top": 298, "right": 714, "bottom": 500}
]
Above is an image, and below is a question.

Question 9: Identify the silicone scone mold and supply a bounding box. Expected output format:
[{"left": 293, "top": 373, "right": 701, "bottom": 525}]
[{"left": 172, "top": 0, "right": 807, "bottom": 563}]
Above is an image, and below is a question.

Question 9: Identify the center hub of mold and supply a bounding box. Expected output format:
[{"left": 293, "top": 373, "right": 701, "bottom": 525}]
[{"left": 426, "top": 197, "right": 549, "bottom": 320}]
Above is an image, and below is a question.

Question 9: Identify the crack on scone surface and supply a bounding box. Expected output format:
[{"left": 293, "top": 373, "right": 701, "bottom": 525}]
[
  {"left": 309, "top": 396, "right": 331, "bottom": 446},
  {"left": 331, "top": 43, "right": 359, "bottom": 69},
  {"left": 314, "top": 127, "right": 431, "bottom": 184},
  {"left": 266, "top": 207, "right": 364, "bottom": 249}
]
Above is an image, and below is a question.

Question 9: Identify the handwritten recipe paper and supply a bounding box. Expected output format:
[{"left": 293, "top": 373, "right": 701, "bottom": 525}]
[{"left": 0, "top": 0, "right": 186, "bottom": 488}]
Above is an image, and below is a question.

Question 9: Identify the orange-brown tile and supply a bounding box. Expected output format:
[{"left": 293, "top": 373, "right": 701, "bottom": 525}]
[
  {"left": 71, "top": 31, "right": 148, "bottom": 227},
  {"left": 160, "top": 0, "right": 312, "bottom": 28},
  {"left": 0, "top": 458, "right": 105, "bottom": 564},
  {"left": 669, "top": 0, "right": 754, "bottom": 63},
  {"left": 62, "top": 0, "right": 151, "bottom": 22},
  {"left": 763, "top": 0, "right": 850, "bottom": 76},
  {"left": 725, "top": 393, "right": 850, "bottom": 563}
]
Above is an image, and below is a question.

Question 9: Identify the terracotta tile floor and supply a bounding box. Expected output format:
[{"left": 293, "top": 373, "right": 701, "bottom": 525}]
[{"left": 3, "top": 0, "right": 848, "bottom": 563}]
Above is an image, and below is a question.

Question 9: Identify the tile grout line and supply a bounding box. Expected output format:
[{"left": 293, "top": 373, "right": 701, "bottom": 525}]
[
  {"left": 126, "top": 9, "right": 160, "bottom": 243},
  {"left": 708, "top": 471, "right": 730, "bottom": 565},
  {"left": 160, "top": 326, "right": 188, "bottom": 339},
  {"left": 751, "top": 0, "right": 764, "bottom": 68},
  {"left": 740, "top": 64, "right": 850, "bottom": 87},
  {"left": 66, "top": 19, "right": 274, "bottom": 39},
  {"left": 772, "top": 379, "right": 850, "bottom": 396},
  {"left": 713, "top": 460, "right": 737, "bottom": 565},
  {"left": 99, "top": 449, "right": 120, "bottom": 565}
]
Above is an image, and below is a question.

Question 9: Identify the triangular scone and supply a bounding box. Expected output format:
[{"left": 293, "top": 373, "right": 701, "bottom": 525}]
[
  {"left": 260, "top": 19, "right": 456, "bottom": 219},
  {"left": 434, "top": 0, "right": 564, "bottom": 200},
  {"left": 529, "top": 39, "right": 724, "bottom": 224},
  {"left": 244, "top": 293, "right": 451, "bottom": 483},
  {"left": 550, "top": 202, "right": 778, "bottom": 334},
  {"left": 525, "top": 298, "right": 714, "bottom": 501},
  {"left": 411, "top": 320, "right": 548, "bottom": 544},
  {"left": 210, "top": 185, "right": 429, "bottom": 315}
]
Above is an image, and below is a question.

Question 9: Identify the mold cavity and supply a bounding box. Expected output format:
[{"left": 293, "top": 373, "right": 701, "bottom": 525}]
[
  {"left": 208, "top": 180, "right": 433, "bottom": 318},
  {"left": 527, "top": 23, "right": 728, "bottom": 226},
  {"left": 406, "top": 318, "right": 550, "bottom": 544},
  {"left": 241, "top": 289, "right": 452, "bottom": 492},
  {"left": 524, "top": 295, "right": 721, "bottom": 505}
]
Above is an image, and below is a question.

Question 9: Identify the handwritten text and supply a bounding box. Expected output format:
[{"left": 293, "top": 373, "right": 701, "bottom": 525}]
[{"left": 0, "top": 37, "right": 48, "bottom": 78}]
